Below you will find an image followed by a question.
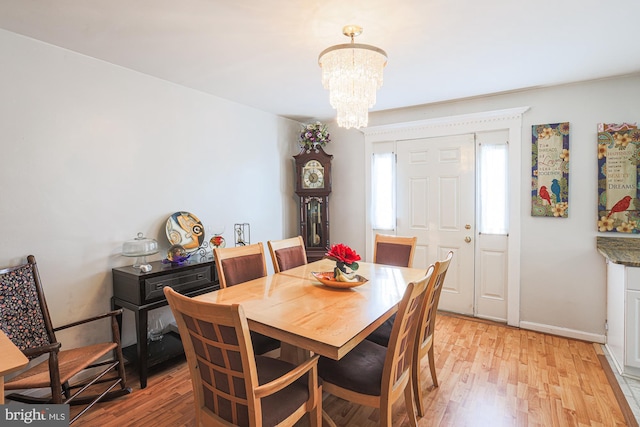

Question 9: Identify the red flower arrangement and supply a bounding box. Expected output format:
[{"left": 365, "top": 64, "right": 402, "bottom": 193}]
[{"left": 325, "top": 243, "right": 361, "bottom": 273}]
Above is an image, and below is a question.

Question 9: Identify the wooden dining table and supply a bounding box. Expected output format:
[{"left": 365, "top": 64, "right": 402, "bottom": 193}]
[
  {"left": 0, "top": 330, "right": 28, "bottom": 404},
  {"left": 194, "top": 258, "right": 427, "bottom": 363}
]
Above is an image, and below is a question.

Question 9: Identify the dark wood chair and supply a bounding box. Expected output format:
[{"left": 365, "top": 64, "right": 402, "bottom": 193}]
[
  {"left": 164, "top": 287, "right": 322, "bottom": 427},
  {"left": 373, "top": 233, "right": 418, "bottom": 268},
  {"left": 317, "top": 266, "right": 434, "bottom": 427},
  {"left": 267, "top": 236, "right": 307, "bottom": 273},
  {"left": 0, "top": 255, "right": 130, "bottom": 424},
  {"left": 213, "top": 243, "right": 280, "bottom": 355}
]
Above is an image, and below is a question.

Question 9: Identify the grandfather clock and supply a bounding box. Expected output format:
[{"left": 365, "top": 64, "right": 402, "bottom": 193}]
[{"left": 294, "top": 146, "right": 333, "bottom": 262}]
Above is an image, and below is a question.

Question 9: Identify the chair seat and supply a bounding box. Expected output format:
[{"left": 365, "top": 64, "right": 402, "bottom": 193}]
[
  {"left": 251, "top": 331, "right": 281, "bottom": 355},
  {"left": 6, "top": 342, "right": 117, "bottom": 389},
  {"left": 366, "top": 314, "right": 395, "bottom": 347},
  {"left": 256, "top": 356, "right": 315, "bottom": 426},
  {"left": 318, "top": 339, "right": 386, "bottom": 396}
]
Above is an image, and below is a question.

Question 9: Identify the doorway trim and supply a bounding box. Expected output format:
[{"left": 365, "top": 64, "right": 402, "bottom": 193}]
[{"left": 363, "top": 106, "right": 529, "bottom": 327}]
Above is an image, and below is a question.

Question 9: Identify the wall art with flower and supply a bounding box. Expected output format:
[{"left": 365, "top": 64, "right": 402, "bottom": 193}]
[
  {"left": 597, "top": 122, "right": 640, "bottom": 233},
  {"left": 531, "top": 122, "right": 570, "bottom": 217}
]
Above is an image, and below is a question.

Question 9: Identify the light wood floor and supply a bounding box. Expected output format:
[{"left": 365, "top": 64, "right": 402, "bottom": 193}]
[{"left": 72, "top": 313, "right": 633, "bottom": 426}]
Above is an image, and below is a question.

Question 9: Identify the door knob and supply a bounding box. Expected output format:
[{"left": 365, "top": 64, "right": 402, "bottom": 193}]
[{"left": 464, "top": 236, "right": 472, "bottom": 243}]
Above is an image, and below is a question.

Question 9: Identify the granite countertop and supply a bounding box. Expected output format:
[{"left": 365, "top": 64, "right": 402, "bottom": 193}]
[{"left": 597, "top": 236, "right": 640, "bottom": 267}]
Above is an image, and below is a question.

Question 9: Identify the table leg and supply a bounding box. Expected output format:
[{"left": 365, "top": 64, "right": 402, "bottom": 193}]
[
  {"left": 280, "top": 342, "right": 311, "bottom": 365},
  {"left": 134, "top": 308, "right": 149, "bottom": 389},
  {"left": 279, "top": 343, "right": 337, "bottom": 426}
]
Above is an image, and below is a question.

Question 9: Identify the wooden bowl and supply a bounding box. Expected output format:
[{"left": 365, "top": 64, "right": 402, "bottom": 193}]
[{"left": 311, "top": 271, "right": 368, "bottom": 289}]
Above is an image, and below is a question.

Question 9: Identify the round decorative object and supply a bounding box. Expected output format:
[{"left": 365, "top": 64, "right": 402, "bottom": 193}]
[
  {"left": 165, "top": 211, "right": 205, "bottom": 253},
  {"left": 166, "top": 244, "right": 191, "bottom": 264},
  {"left": 209, "top": 235, "right": 226, "bottom": 249},
  {"left": 311, "top": 271, "right": 368, "bottom": 289}
]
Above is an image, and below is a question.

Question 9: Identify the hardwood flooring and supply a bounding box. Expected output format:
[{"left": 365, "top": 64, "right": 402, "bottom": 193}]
[{"left": 72, "top": 313, "right": 631, "bottom": 426}]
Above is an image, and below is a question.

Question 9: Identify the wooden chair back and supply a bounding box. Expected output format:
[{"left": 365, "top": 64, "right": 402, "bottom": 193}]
[
  {"left": 214, "top": 243, "right": 268, "bottom": 288},
  {"left": 213, "top": 242, "right": 280, "bottom": 354},
  {"left": 373, "top": 234, "right": 418, "bottom": 268},
  {"left": 412, "top": 250, "right": 454, "bottom": 416},
  {"left": 0, "top": 258, "right": 56, "bottom": 354},
  {"left": 381, "top": 265, "right": 433, "bottom": 410},
  {"left": 267, "top": 236, "right": 307, "bottom": 273},
  {"left": 164, "top": 287, "right": 322, "bottom": 427}
]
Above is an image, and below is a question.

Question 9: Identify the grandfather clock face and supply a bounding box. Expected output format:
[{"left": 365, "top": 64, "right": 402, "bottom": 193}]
[{"left": 302, "top": 160, "right": 325, "bottom": 189}]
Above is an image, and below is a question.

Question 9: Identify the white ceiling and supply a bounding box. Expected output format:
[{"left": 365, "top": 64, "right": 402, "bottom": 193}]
[{"left": 1, "top": 0, "right": 639, "bottom": 123}]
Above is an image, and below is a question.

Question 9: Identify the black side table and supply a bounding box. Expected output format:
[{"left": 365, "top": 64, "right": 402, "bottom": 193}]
[{"left": 111, "top": 258, "right": 219, "bottom": 388}]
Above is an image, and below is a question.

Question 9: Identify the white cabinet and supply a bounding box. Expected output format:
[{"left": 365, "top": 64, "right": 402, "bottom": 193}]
[
  {"left": 606, "top": 261, "right": 640, "bottom": 378},
  {"left": 626, "top": 290, "right": 640, "bottom": 369}
]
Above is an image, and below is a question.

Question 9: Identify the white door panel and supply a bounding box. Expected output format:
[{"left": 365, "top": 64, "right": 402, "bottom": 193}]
[
  {"left": 476, "top": 234, "right": 508, "bottom": 321},
  {"left": 410, "top": 178, "right": 429, "bottom": 228},
  {"left": 397, "top": 134, "right": 475, "bottom": 315}
]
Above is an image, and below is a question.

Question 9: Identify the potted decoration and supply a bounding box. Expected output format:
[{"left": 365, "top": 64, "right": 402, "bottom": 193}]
[{"left": 299, "top": 121, "right": 331, "bottom": 152}]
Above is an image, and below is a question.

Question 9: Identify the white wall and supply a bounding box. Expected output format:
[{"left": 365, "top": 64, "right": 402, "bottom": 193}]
[
  {"left": 0, "top": 29, "right": 301, "bottom": 347},
  {"left": 327, "top": 74, "right": 640, "bottom": 339},
  {"left": 4, "top": 26, "right": 639, "bottom": 346}
]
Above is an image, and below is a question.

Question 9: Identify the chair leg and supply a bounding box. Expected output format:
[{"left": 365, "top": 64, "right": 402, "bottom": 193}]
[
  {"left": 111, "top": 314, "right": 130, "bottom": 392},
  {"left": 412, "top": 357, "right": 425, "bottom": 418},
  {"left": 63, "top": 381, "right": 72, "bottom": 399},
  {"left": 404, "top": 383, "right": 418, "bottom": 427},
  {"left": 310, "top": 385, "right": 322, "bottom": 427},
  {"left": 380, "top": 400, "right": 393, "bottom": 427},
  {"left": 428, "top": 345, "right": 438, "bottom": 388}
]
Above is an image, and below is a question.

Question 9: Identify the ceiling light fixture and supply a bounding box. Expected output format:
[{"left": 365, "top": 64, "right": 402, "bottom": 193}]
[{"left": 318, "top": 25, "right": 388, "bottom": 129}]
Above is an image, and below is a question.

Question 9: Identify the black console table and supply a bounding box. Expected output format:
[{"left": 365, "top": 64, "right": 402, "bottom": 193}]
[{"left": 111, "top": 257, "right": 219, "bottom": 388}]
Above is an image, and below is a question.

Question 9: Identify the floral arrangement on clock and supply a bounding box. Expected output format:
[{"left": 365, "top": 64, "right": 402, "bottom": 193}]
[{"left": 299, "top": 121, "right": 331, "bottom": 151}]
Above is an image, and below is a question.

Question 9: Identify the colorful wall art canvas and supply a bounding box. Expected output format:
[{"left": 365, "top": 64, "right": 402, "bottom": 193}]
[
  {"left": 597, "top": 123, "right": 640, "bottom": 233},
  {"left": 531, "top": 122, "right": 570, "bottom": 217}
]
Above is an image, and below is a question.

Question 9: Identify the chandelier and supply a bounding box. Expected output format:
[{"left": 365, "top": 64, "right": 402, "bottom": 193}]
[{"left": 318, "top": 25, "right": 388, "bottom": 129}]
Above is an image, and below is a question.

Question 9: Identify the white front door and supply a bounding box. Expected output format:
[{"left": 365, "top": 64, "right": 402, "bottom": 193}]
[{"left": 396, "top": 134, "right": 476, "bottom": 315}]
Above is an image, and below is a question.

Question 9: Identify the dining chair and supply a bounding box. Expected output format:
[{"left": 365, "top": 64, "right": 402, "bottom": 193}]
[
  {"left": 411, "top": 250, "right": 453, "bottom": 416},
  {"left": 213, "top": 243, "right": 280, "bottom": 355},
  {"left": 373, "top": 233, "right": 418, "bottom": 268},
  {"left": 366, "top": 251, "right": 454, "bottom": 417},
  {"left": 366, "top": 233, "right": 418, "bottom": 358},
  {"left": 0, "top": 255, "right": 130, "bottom": 424},
  {"left": 317, "top": 266, "right": 434, "bottom": 427},
  {"left": 267, "top": 236, "right": 307, "bottom": 273},
  {"left": 164, "top": 287, "right": 322, "bottom": 427},
  {"left": 214, "top": 243, "right": 268, "bottom": 289}
]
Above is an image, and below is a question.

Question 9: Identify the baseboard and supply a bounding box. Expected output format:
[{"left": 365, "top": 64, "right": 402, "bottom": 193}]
[
  {"left": 519, "top": 320, "right": 606, "bottom": 343},
  {"left": 604, "top": 344, "right": 625, "bottom": 375}
]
